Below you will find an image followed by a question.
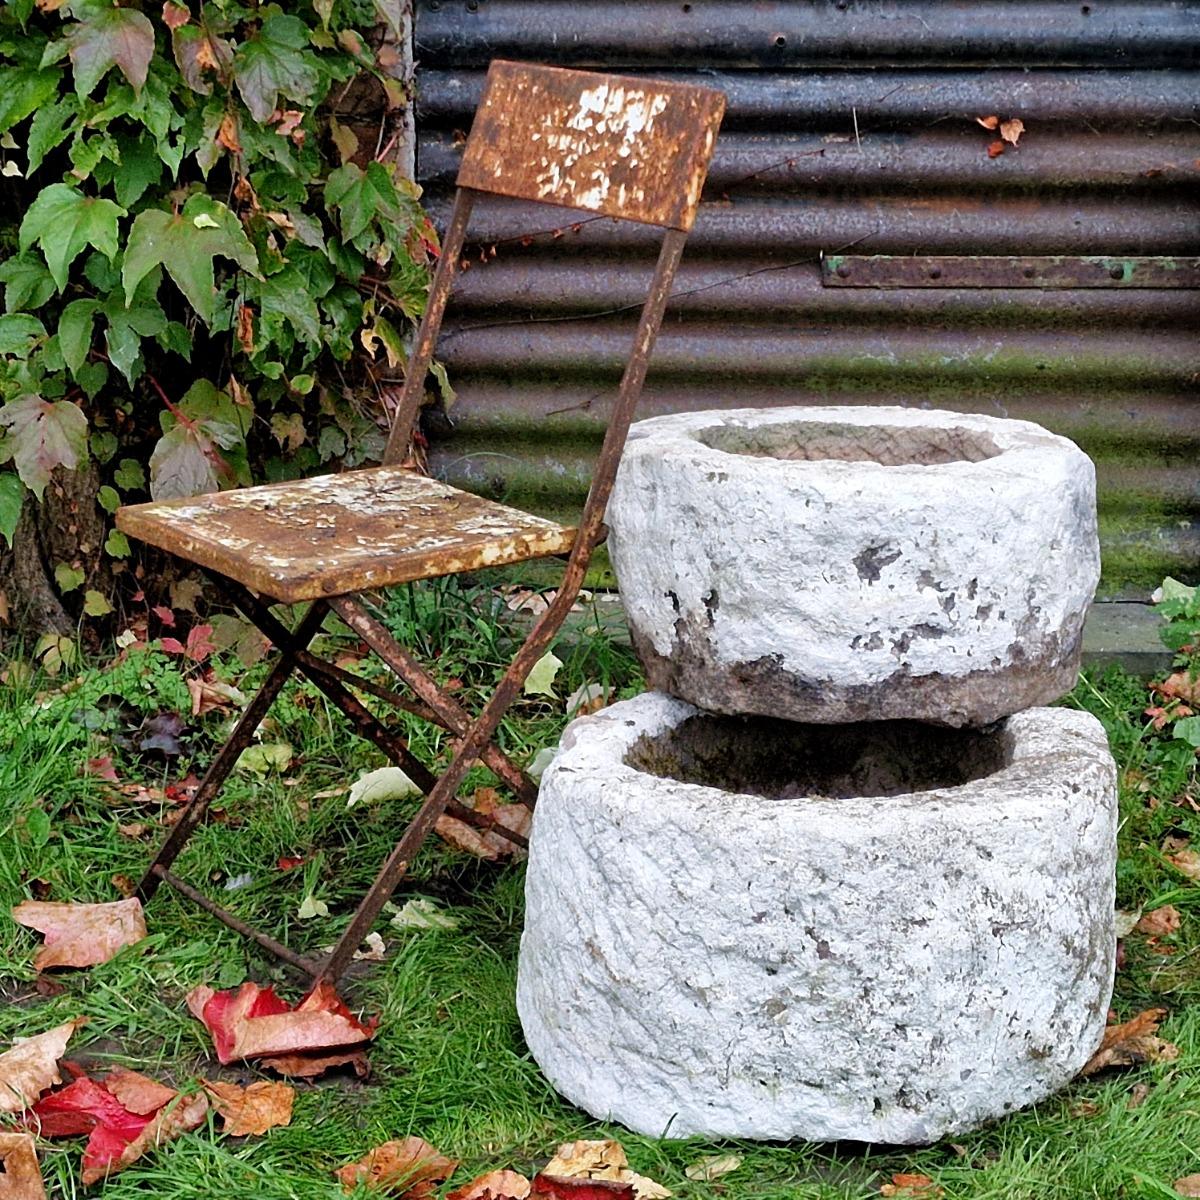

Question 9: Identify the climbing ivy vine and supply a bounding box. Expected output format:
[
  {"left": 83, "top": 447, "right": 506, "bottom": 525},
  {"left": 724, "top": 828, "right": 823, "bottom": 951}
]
[{"left": 0, "top": 0, "right": 439, "bottom": 604}]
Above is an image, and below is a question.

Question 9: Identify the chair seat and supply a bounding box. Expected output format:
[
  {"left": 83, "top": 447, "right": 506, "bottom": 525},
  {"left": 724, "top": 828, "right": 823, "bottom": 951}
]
[{"left": 116, "top": 467, "right": 577, "bottom": 603}]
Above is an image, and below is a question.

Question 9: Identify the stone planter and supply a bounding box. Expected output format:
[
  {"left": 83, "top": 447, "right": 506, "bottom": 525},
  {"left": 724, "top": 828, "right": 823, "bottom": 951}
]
[
  {"left": 517, "top": 692, "right": 1117, "bottom": 1143},
  {"left": 607, "top": 406, "right": 1100, "bottom": 727}
]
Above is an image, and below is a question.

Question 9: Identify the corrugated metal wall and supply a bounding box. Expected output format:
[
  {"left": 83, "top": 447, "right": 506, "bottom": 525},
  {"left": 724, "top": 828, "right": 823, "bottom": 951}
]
[{"left": 413, "top": 1, "right": 1200, "bottom": 596}]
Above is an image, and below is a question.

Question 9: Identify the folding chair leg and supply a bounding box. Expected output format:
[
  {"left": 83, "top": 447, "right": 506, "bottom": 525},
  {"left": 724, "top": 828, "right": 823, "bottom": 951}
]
[
  {"left": 135, "top": 602, "right": 328, "bottom": 903},
  {"left": 317, "top": 583, "right": 586, "bottom": 985},
  {"left": 331, "top": 596, "right": 538, "bottom": 807}
]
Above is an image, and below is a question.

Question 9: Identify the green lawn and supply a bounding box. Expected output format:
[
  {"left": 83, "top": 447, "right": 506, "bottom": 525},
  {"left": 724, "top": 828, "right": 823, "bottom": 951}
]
[{"left": 1, "top": 579, "right": 1198, "bottom": 1199}]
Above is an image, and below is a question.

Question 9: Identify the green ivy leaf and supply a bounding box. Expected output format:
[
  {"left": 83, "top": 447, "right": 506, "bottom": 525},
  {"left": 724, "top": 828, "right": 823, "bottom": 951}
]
[
  {"left": 83, "top": 588, "right": 113, "bottom": 616},
  {"left": 0, "top": 472, "right": 22, "bottom": 549},
  {"left": 27, "top": 94, "right": 80, "bottom": 175},
  {"left": 54, "top": 561, "right": 85, "bottom": 593},
  {"left": 156, "top": 320, "right": 193, "bottom": 359},
  {"left": 251, "top": 265, "right": 321, "bottom": 351},
  {"left": 0, "top": 66, "right": 60, "bottom": 135},
  {"left": 97, "top": 484, "right": 120, "bottom": 513},
  {"left": 148, "top": 421, "right": 222, "bottom": 500},
  {"left": 65, "top": 7, "right": 156, "bottom": 98},
  {"left": 59, "top": 298, "right": 101, "bottom": 376},
  {"left": 75, "top": 360, "right": 108, "bottom": 401},
  {"left": 0, "top": 396, "right": 89, "bottom": 499},
  {"left": 232, "top": 14, "right": 318, "bottom": 123},
  {"left": 1174, "top": 716, "right": 1200, "bottom": 748},
  {"left": 113, "top": 131, "right": 162, "bottom": 208},
  {"left": 113, "top": 457, "right": 145, "bottom": 491},
  {"left": 123, "top": 193, "right": 258, "bottom": 325},
  {"left": 18, "top": 182, "right": 126, "bottom": 292},
  {"left": 325, "top": 161, "right": 413, "bottom": 246},
  {"left": 0, "top": 254, "right": 56, "bottom": 312},
  {"left": 104, "top": 527, "right": 130, "bottom": 558},
  {"left": 0, "top": 313, "right": 47, "bottom": 356}
]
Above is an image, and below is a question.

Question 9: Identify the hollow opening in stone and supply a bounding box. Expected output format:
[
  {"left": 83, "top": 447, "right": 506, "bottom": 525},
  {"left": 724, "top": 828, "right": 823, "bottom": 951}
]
[
  {"left": 626, "top": 713, "right": 1013, "bottom": 799},
  {"left": 695, "top": 420, "right": 1001, "bottom": 466}
]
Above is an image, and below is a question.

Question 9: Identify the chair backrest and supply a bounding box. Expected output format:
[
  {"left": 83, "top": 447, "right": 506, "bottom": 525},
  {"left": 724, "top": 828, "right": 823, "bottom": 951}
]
[
  {"left": 457, "top": 60, "right": 725, "bottom": 232},
  {"left": 383, "top": 61, "right": 725, "bottom": 520}
]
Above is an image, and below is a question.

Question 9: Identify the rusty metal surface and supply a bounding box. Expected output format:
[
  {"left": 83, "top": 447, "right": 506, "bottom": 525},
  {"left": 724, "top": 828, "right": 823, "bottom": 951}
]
[
  {"left": 417, "top": 3, "right": 1200, "bottom": 67},
  {"left": 413, "top": 6, "right": 1200, "bottom": 598},
  {"left": 824, "top": 256, "right": 1200, "bottom": 289},
  {"left": 456, "top": 60, "right": 724, "bottom": 230},
  {"left": 117, "top": 466, "right": 577, "bottom": 603}
]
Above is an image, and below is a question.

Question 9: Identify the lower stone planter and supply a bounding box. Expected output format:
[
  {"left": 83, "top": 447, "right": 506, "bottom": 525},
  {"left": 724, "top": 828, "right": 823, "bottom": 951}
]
[{"left": 517, "top": 692, "right": 1117, "bottom": 1143}]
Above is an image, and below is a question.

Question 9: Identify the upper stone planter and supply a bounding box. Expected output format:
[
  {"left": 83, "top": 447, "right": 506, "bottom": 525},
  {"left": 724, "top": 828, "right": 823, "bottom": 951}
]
[{"left": 607, "top": 406, "right": 1100, "bottom": 727}]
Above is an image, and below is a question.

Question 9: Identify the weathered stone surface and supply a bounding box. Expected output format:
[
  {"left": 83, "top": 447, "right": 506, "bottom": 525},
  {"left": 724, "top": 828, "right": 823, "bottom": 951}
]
[
  {"left": 518, "top": 692, "right": 1117, "bottom": 1143},
  {"left": 607, "top": 406, "right": 1101, "bottom": 726}
]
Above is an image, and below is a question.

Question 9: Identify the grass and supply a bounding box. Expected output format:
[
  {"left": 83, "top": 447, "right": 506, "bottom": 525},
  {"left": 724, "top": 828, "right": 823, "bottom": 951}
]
[{"left": 1, "top": 576, "right": 1199, "bottom": 1199}]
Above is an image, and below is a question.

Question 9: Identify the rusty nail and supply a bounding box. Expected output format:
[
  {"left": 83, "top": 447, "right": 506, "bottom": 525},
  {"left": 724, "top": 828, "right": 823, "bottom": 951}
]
[
  {"left": 1109, "top": 266, "right": 1124, "bottom": 280},
  {"left": 929, "top": 268, "right": 942, "bottom": 279},
  {"left": 836, "top": 265, "right": 850, "bottom": 278}
]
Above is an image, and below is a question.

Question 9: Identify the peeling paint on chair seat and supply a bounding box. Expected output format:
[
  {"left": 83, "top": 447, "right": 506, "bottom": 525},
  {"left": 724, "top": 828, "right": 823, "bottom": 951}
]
[{"left": 116, "top": 466, "right": 577, "bottom": 603}]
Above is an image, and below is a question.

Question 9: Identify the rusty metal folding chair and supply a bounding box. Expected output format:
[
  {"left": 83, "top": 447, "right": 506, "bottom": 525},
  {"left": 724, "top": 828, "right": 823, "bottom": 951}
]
[{"left": 116, "top": 60, "right": 725, "bottom": 987}]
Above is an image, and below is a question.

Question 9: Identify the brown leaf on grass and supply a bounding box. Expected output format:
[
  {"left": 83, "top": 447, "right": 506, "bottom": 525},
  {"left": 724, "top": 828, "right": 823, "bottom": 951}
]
[
  {"left": 202, "top": 1079, "right": 293, "bottom": 1136},
  {"left": 0, "top": 1019, "right": 85, "bottom": 1113},
  {"left": 999, "top": 117, "right": 1025, "bottom": 145},
  {"left": 1135, "top": 905, "right": 1182, "bottom": 938},
  {"left": 335, "top": 1136, "right": 458, "bottom": 1195},
  {"left": 1126, "top": 1082, "right": 1152, "bottom": 1109},
  {"left": 12, "top": 898, "right": 147, "bottom": 969},
  {"left": 258, "top": 1048, "right": 370, "bottom": 1079},
  {"left": 80, "top": 1090, "right": 209, "bottom": 1185},
  {"left": 1080, "top": 1008, "right": 1179, "bottom": 1076},
  {"left": 103, "top": 1069, "right": 177, "bottom": 1116},
  {"left": 975, "top": 115, "right": 1000, "bottom": 130},
  {"left": 1168, "top": 849, "right": 1200, "bottom": 881},
  {"left": 684, "top": 1154, "right": 742, "bottom": 1182},
  {"left": 542, "top": 1141, "right": 670, "bottom": 1200},
  {"left": 435, "top": 802, "right": 531, "bottom": 862},
  {"left": 0, "top": 1132, "right": 46, "bottom": 1200},
  {"left": 187, "top": 673, "right": 246, "bottom": 717},
  {"left": 879, "top": 1175, "right": 943, "bottom": 1198},
  {"left": 1155, "top": 671, "right": 1200, "bottom": 705},
  {"left": 447, "top": 1170, "right": 532, "bottom": 1200},
  {"left": 1176, "top": 1176, "right": 1200, "bottom": 1198}
]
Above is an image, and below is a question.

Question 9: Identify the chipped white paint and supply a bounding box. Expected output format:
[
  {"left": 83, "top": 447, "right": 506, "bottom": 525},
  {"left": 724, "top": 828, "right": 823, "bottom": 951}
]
[
  {"left": 607, "top": 406, "right": 1101, "bottom": 726},
  {"left": 518, "top": 693, "right": 1118, "bottom": 1142}
]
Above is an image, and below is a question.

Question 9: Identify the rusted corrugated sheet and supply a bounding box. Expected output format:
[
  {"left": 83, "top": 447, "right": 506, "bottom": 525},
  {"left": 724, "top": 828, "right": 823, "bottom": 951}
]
[{"left": 413, "top": 1, "right": 1200, "bottom": 596}]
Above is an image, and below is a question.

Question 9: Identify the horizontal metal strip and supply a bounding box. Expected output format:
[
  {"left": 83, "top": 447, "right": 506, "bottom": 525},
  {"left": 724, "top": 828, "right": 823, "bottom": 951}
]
[
  {"left": 437, "top": 324, "right": 1200, "bottom": 386},
  {"left": 419, "top": 129, "right": 1200, "bottom": 196},
  {"left": 428, "top": 194, "right": 1200, "bottom": 257},
  {"left": 415, "top": 3, "right": 1200, "bottom": 67},
  {"left": 426, "top": 386, "right": 1200, "bottom": 445},
  {"left": 823, "top": 255, "right": 1200, "bottom": 289},
  {"left": 416, "top": 68, "right": 1200, "bottom": 129},
  {"left": 442, "top": 257, "right": 1200, "bottom": 326}
]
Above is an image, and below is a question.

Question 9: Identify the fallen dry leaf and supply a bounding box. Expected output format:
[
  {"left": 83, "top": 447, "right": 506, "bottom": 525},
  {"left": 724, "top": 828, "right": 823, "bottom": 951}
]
[
  {"left": 103, "top": 1068, "right": 177, "bottom": 1116},
  {"left": 0, "top": 1019, "right": 85, "bottom": 1113},
  {"left": 532, "top": 1178, "right": 634, "bottom": 1200},
  {"left": 186, "top": 674, "right": 246, "bottom": 717},
  {"left": 542, "top": 1141, "right": 670, "bottom": 1200},
  {"left": 987, "top": 140, "right": 1005, "bottom": 158},
  {"left": 447, "top": 1169, "right": 532, "bottom": 1200},
  {"left": 880, "top": 1174, "right": 943, "bottom": 1198},
  {"left": 435, "top": 803, "right": 531, "bottom": 862},
  {"left": 1155, "top": 671, "right": 1200, "bottom": 705},
  {"left": 1126, "top": 1082, "right": 1152, "bottom": 1109},
  {"left": 335, "top": 1136, "right": 457, "bottom": 1195},
  {"left": 0, "top": 1132, "right": 46, "bottom": 1200},
  {"left": 81, "top": 1090, "right": 208, "bottom": 1185},
  {"left": 684, "top": 1154, "right": 742, "bottom": 1182},
  {"left": 187, "top": 980, "right": 376, "bottom": 1070},
  {"left": 202, "top": 1079, "right": 294, "bottom": 1136},
  {"left": 1167, "top": 849, "right": 1200, "bottom": 881},
  {"left": 12, "top": 898, "right": 147, "bottom": 969},
  {"left": 1135, "top": 905, "right": 1182, "bottom": 938},
  {"left": 975, "top": 114, "right": 1000, "bottom": 130},
  {"left": 1000, "top": 117, "right": 1025, "bottom": 145},
  {"left": 259, "top": 1048, "right": 370, "bottom": 1079},
  {"left": 1081, "top": 1008, "right": 1179, "bottom": 1076},
  {"left": 1176, "top": 1176, "right": 1200, "bottom": 1198}
]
